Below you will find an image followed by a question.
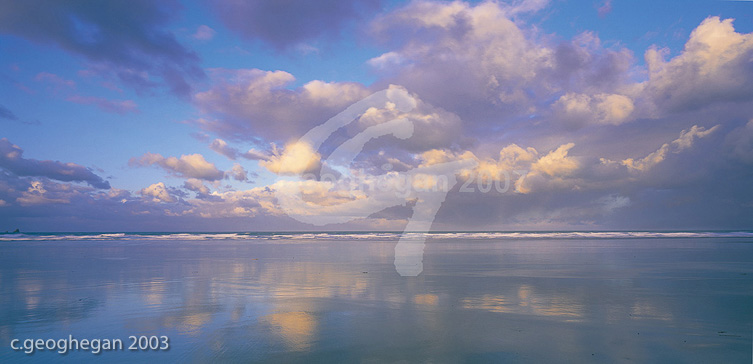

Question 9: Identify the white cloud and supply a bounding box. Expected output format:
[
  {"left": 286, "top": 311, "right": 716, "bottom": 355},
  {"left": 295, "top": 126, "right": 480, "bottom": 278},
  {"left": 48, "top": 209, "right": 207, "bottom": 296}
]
[
  {"left": 621, "top": 125, "right": 719, "bottom": 171},
  {"left": 416, "top": 142, "right": 581, "bottom": 195},
  {"left": 497, "top": 144, "right": 538, "bottom": 170},
  {"left": 8, "top": 6, "right": 753, "bottom": 231},
  {"left": 301, "top": 80, "right": 369, "bottom": 108},
  {"left": 181, "top": 186, "right": 274, "bottom": 219},
  {"left": 354, "top": 94, "right": 462, "bottom": 152},
  {"left": 369, "top": 0, "right": 633, "bottom": 130},
  {"left": 514, "top": 143, "right": 580, "bottom": 194},
  {"left": 139, "top": 182, "right": 176, "bottom": 203},
  {"left": 16, "top": 181, "right": 70, "bottom": 206},
  {"left": 367, "top": 51, "right": 406, "bottom": 69},
  {"left": 193, "top": 69, "right": 370, "bottom": 140},
  {"left": 419, "top": 149, "right": 477, "bottom": 167},
  {"left": 371, "top": 1, "right": 552, "bottom": 105},
  {"left": 644, "top": 17, "right": 753, "bottom": 111},
  {"left": 531, "top": 143, "right": 579, "bottom": 177},
  {"left": 554, "top": 92, "right": 634, "bottom": 126},
  {"left": 259, "top": 142, "right": 321, "bottom": 175},
  {"left": 130, "top": 153, "right": 225, "bottom": 180}
]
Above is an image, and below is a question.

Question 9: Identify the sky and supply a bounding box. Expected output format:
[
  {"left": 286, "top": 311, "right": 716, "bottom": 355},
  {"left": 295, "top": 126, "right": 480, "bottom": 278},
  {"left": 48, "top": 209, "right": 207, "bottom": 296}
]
[{"left": 1, "top": 0, "right": 752, "bottom": 232}]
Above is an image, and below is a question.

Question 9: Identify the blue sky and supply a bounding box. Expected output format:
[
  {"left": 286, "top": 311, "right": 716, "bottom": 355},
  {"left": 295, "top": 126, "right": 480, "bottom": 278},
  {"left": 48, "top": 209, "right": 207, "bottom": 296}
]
[{"left": 1, "top": 0, "right": 752, "bottom": 231}]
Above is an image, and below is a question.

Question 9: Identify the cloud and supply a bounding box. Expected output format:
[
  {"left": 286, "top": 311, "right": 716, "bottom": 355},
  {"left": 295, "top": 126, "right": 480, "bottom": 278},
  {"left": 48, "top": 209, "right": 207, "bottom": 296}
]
[
  {"left": 66, "top": 95, "right": 139, "bottom": 114},
  {"left": 506, "top": 0, "right": 550, "bottom": 16},
  {"left": 369, "top": 1, "right": 633, "bottom": 134},
  {"left": 553, "top": 92, "right": 634, "bottom": 126},
  {"left": 182, "top": 186, "right": 273, "bottom": 219},
  {"left": 197, "top": 81, "right": 463, "bottom": 170},
  {"left": 0, "top": 104, "right": 18, "bottom": 121},
  {"left": 352, "top": 95, "right": 463, "bottom": 152},
  {"left": 370, "top": 0, "right": 550, "bottom": 110},
  {"left": 242, "top": 149, "right": 271, "bottom": 161},
  {"left": 0, "top": 0, "right": 204, "bottom": 96},
  {"left": 16, "top": 181, "right": 72, "bottom": 206},
  {"left": 35, "top": 72, "right": 76, "bottom": 92},
  {"left": 225, "top": 163, "right": 248, "bottom": 181},
  {"left": 209, "top": 0, "right": 383, "bottom": 49},
  {"left": 418, "top": 149, "right": 478, "bottom": 167},
  {"left": 725, "top": 119, "right": 753, "bottom": 163},
  {"left": 599, "top": 194, "right": 630, "bottom": 212},
  {"left": 0, "top": 138, "right": 110, "bottom": 189},
  {"left": 183, "top": 178, "right": 210, "bottom": 194},
  {"left": 129, "top": 152, "right": 225, "bottom": 180},
  {"left": 192, "top": 25, "right": 216, "bottom": 41},
  {"left": 531, "top": 143, "right": 579, "bottom": 177},
  {"left": 597, "top": 0, "right": 612, "bottom": 18},
  {"left": 259, "top": 142, "right": 321, "bottom": 175},
  {"left": 31, "top": 71, "right": 139, "bottom": 114},
  {"left": 367, "top": 52, "right": 406, "bottom": 69},
  {"left": 208, "top": 139, "right": 283, "bottom": 177},
  {"left": 193, "top": 68, "right": 371, "bottom": 141},
  {"left": 513, "top": 143, "right": 579, "bottom": 194},
  {"left": 416, "top": 142, "right": 579, "bottom": 195},
  {"left": 619, "top": 125, "right": 719, "bottom": 171},
  {"left": 367, "top": 4, "right": 750, "bottom": 137},
  {"left": 181, "top": 12, "right": 753, "bottom": 230},
  {"left": 4, "top": 4, "right": 753, "bottom": 232},
  {"left": 643, "top": 17, "right": 753, "bottom": 112},
  {"left": 209, "top": 139, "right": 238, "bottom": 160},
  {"left": 139, "top": 182, "right": 177, "bottom": 203}
]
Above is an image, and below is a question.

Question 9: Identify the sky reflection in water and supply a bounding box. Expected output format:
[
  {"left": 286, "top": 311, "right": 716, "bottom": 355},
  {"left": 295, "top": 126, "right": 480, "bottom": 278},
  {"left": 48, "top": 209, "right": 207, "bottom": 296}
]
[{"left": 1, "top": 237, "right": 752, "bottom": 363}]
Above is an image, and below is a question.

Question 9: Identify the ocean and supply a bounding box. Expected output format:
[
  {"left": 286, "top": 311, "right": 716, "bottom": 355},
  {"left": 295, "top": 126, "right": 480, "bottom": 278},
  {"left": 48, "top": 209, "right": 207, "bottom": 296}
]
[{"left": 1, "top": 232, "right": 752, "bottom": 363}]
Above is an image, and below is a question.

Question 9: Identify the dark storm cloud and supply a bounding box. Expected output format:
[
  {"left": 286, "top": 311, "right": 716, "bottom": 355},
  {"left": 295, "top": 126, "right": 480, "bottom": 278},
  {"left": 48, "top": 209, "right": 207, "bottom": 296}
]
[
  {"left": 209, "top": 0, "right": 383, "bottom": 49},
  {"left": 0, "top": 0, "right": 204, "bottom": 96},
  {"left": 0, "top": 138, "right": 110, "bottom": 189}
]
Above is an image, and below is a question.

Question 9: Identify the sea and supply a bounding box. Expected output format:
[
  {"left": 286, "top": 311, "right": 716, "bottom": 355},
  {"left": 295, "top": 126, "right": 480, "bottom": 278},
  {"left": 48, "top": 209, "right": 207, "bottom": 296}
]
[{"left": 1, "top": 231, "right": 752, "bottom": 363}]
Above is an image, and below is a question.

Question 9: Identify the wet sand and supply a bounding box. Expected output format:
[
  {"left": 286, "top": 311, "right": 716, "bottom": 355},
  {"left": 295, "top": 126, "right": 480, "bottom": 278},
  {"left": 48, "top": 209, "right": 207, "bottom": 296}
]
[{"left": 1, "top": 237, "right": 752, "bottom": 363}]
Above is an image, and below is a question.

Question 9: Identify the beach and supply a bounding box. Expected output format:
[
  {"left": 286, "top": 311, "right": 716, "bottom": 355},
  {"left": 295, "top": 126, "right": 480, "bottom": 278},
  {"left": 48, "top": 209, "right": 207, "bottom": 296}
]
[{"left": 1, "top": 233, "right": 752, "bottom": 363}]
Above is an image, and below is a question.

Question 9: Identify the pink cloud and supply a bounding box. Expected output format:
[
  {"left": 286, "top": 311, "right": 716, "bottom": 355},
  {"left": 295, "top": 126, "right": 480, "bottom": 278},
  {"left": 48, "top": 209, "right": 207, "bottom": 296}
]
[
  {"left": 66, "top": 95, "right": 139, "bottom": 114},
  {"left": 597, "top": 0, "right": 612, "bottom": 18},
  {"left": 35, "top": 72, "right": 76, "bottom": 93},
  {"left": 192, "top": 25, "right": 216, "bottom": 40}
]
